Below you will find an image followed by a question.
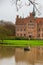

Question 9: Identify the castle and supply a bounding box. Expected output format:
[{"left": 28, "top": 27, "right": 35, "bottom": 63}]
[
  {"left": 15, "top": 13, "right": 43, "bottom": 63},
  {"left": 15, "top": 13, "right": 43, "bottom": 39}
]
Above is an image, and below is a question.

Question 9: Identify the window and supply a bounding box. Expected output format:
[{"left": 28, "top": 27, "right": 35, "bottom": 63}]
[
  {"left": 29, "top": 35, "right": 32, "bottom": 38},
  {"left": 20, "top": 34, "right": 22, "bottom": 36},
  {"left": 38, "top": 34, "right": 40, "bottom": 37},
  {"left": 38, "top": 28, "right": 40, "bottom": 31},
  {"left": 28, "top": 23, "right": 35, "bottom": 28},
  {"left": 28, "top": 32, "right": 32, "bottom": 34},
  {"left": 28, "top": 24, "right": 34, "bottom": 26},
  {"left": 21, "top": 29, "right": 22, "bottom": 31},
  {"left": 24, "top": 34, "right": 26, "bottom": 36},
  {"left": 24, "top": 29, "right": 26, "bottom": 31},
  {"left": 28, "top": 26, "right": 34, "bottom": 29},
  {"left": 30, "top": 20, "right": 32, "bottom": 22},
  {"left": 42, "top": 34, "right": 43, "bottom": 37},
  {"left": 42, "top": 29, "right": 43, "bottom": 31}
]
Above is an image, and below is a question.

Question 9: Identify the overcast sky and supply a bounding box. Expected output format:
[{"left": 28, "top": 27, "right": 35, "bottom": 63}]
[{"left": 0, "top": 0, "right": 43, "bottom": 23}]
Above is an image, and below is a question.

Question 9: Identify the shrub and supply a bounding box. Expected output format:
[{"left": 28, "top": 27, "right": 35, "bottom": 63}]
[{"left": 15, "top": 36, "right": 28, "bottom": 40}]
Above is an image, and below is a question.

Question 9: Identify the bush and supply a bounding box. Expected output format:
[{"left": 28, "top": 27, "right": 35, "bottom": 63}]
[
  {"left": 15, "top": 36, "right": 28, "bottom": 40},
  {"left": 0, "top": 36, "right": 15, "bottom": 40}
]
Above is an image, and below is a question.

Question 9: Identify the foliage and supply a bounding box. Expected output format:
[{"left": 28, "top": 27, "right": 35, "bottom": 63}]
[
  {"left": 0, "top": 21, "right": 15, "bottom": 40},
  {"left": 15, "top": 36, "right": 28, "bottom": 40}
]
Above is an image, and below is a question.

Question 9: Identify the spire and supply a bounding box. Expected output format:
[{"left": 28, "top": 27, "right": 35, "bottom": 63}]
[{"left": 32, "top": 4, "right": 35, "bottom": 17}]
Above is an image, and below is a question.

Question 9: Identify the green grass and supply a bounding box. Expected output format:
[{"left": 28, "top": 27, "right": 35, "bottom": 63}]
[{"left": 0, "top": 40, "right": 43, "bottom": 46}]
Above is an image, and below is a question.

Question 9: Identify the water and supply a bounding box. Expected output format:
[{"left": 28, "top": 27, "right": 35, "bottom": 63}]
[
  {"left": 16, "top": 61, "right": 32, "bottom": 65},
  {"left": 0, "top": 56, "right": 15, "bottom": 65},
  {"left": 0, "top": 46, "right": 43, "bottom": 65},
  {"left": 0, "top": 46, "right": 15, "bottom": 65}
]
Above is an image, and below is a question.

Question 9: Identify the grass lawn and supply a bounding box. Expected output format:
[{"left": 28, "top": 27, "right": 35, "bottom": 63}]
[{"left": 0, "top": 40, "right": 43, "bottom": 46}]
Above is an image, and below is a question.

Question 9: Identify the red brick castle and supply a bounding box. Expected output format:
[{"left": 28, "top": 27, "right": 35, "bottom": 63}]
[{"left": 15, "top": 13, "right": 43, "bottom": 39}]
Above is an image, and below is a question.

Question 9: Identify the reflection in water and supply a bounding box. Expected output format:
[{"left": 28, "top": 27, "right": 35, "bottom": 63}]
[
  {"left": 0, "top": 46, "right": 15, "bottom": 65},
  {"left": 0, "top": 56, "right": 15, "bottom": 65},
  {"left": 0, "top": 46, "right": 15, "bottom": 58},
  {"left": 15, "top": 47, "right": 43, "bottom": 65},
  {"left": 16, "top": 62, "right": 43, "bottom": 65},
  {"left": 0, "top": 46, "right": 43, "bottom": 65},
  {"left": 16, "top": 61, "right": 32, "bottom": 65},
  {"left": 35, "top": 63, "right": 43, "bottom": 65}
]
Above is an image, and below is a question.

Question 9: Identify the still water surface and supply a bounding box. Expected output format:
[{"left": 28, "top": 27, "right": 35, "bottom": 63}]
[
  {"left": 0, "top": 56, "right": 15, "bottom": 65},
  {"left": 0, "top": 46, "right": 43, "bottom": 65}
]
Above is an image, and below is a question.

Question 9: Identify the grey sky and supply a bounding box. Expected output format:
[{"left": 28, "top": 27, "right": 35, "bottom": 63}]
[{"left": 0, "top": 0, "right": 43, "bottom": 23}]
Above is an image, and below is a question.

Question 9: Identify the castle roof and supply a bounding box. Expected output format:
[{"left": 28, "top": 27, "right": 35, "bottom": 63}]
[{"left": 16, "top": 13, "right": 43, "bottom": 25}]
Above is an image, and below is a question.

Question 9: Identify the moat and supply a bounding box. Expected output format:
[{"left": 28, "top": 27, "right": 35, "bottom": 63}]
[{"left": 0, "top": 46, "right": 43, "bottom": 65}]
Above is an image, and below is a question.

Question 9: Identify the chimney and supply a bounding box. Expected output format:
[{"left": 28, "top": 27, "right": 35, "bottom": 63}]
[
  {"left": 17, "top": 15, "right": 19, "bottom": 18},
  {"left": 30, "top": 13, "right": 33, "bottom": 17}
]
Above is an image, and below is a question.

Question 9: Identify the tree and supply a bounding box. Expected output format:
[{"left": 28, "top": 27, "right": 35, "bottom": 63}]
[
  {"left": 0, "top": 21, "right": 15, "bottom": 40},
  {"left": 11, "top": 0, "right": 41, "bottom": 16}
]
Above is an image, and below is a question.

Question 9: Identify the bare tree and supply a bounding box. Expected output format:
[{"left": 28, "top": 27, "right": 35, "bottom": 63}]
[{"left": 11, "top": 0, "right": 41, "bottom": 17}]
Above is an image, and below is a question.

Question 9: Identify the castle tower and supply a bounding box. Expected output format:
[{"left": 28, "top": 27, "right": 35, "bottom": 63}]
[{"left": 32, "top": 4, "right": 35, "bottom": 17}]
